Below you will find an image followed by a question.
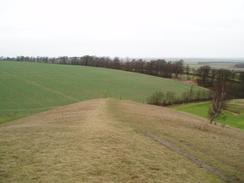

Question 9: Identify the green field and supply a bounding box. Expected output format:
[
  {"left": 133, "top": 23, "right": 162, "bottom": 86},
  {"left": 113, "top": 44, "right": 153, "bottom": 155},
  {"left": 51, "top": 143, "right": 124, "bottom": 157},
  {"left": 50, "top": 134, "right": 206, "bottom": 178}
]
[
  {"left": 175, "top": 100, "right": 244, "bottom": 129},
  {"left": 187, "top": 60, "right": 244, "bottom": 71},
  {"left": 0, "top": 61, "right": 205, "bottom": 124}
]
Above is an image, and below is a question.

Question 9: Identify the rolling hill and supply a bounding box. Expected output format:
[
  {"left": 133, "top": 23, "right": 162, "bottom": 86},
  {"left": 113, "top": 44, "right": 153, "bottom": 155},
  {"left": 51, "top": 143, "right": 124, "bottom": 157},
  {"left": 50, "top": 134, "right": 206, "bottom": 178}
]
[
  {"left": 0, "top": 61, "right": 205, "bottom": 124},
  {"left": 0, "top": 99, "right": 243, "bottom": 183}
]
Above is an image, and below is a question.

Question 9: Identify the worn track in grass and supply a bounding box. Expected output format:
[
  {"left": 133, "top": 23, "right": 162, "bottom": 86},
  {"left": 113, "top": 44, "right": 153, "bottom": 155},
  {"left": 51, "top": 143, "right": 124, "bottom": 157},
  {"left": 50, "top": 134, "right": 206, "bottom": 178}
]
[{"left": 1, "top": 99, "right": 243, "bottom": 183}]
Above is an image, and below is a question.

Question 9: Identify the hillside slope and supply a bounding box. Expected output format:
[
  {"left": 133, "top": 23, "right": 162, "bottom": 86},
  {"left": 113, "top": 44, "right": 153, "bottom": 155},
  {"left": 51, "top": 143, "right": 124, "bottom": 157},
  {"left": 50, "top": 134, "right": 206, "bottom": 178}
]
[
  {"left": 0, "top": 61, "right": 206, "bottom": 124},
  {"left": 0, "top": 99, "right": 243, "bottom": 183}
]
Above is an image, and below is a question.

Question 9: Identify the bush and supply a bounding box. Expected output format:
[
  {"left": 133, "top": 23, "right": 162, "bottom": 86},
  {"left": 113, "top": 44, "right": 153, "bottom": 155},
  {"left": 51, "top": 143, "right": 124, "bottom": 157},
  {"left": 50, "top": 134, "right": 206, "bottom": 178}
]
[
  {"left": 165, "top": 91, "right": 176, "bottom": 105},
  {"left": 147, "top": 86, "right": 211, "bottom": 106},
  {"left": 147, "top": 91, "right": 165, "bottom": 105}
]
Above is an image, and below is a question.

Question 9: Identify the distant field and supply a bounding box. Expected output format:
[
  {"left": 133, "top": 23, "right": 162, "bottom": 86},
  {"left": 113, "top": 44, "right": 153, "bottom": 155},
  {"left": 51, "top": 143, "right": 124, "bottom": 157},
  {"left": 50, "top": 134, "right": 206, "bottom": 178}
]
[
  {"left": 174, "top": 100, "right": 244, "bottom": 129},
  {"left": 0, "top": 61, "right": 205, "bottom": 124},
  {"left": 188, "top": 62, "right": 244, "bottom": 71},
  {"left": 1, "top": 99, "right": 243, "bottom": 182}
]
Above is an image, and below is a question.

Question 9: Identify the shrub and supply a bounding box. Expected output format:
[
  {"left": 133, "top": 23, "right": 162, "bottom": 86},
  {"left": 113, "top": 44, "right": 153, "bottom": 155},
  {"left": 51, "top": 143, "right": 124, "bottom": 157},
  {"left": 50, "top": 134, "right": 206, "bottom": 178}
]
[
  {"left": 147, "top": 86, "right": 211, "bottom": 106},
  {"left": 147, "top": 91, "right": 165, "bottom": 105},
  {"left": 165, "top": 91, "right": 176, "bottom": 105}
]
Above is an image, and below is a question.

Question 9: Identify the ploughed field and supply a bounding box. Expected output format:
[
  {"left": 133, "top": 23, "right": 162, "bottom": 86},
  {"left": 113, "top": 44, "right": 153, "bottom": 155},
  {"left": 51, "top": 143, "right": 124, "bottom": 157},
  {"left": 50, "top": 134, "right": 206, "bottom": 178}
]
[
  {"left": 0, "top": 61, "right": 205, "bottom": 124},
  {"left": 0, "top": 99, "right": 243, "bottom": 183}
]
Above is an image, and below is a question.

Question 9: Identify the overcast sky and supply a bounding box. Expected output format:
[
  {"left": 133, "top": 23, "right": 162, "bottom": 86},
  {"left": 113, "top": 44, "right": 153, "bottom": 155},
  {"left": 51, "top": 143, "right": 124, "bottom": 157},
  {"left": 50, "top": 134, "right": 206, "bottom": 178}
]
[{"left": 0, "top": 0, "right": 244, "bottom": 58}]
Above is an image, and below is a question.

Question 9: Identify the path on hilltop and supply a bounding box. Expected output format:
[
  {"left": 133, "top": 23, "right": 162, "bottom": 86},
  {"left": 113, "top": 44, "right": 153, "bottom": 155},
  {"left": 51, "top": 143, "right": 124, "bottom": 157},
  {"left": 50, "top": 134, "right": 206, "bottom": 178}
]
[{"left": 1, "top": 99, "right": 243, "bottom": 182}]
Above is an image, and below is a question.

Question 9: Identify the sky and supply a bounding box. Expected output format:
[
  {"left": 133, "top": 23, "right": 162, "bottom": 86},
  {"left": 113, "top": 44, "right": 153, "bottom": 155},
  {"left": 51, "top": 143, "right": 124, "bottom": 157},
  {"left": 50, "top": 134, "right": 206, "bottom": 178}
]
[{"left": 0, "top": 0, "right": 244, "bottom": 58}]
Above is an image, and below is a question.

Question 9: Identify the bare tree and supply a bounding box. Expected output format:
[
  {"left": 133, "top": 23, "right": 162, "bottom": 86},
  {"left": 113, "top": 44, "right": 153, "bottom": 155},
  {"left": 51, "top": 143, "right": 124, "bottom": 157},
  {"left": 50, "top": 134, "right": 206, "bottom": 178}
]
[
  {"left": 208, "top": 70, "right": 230, "bottom": 124},
  {"left": 197, "top": 65, "right": 211, "bottom": 87}
]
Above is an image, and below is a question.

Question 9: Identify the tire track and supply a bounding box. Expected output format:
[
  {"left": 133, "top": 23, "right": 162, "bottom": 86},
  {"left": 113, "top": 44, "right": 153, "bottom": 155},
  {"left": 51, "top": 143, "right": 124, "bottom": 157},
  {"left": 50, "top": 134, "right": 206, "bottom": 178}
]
[
  {"left": 144, "top": 133, "right": 240, "bottom": 183},
  {"left": 24, "top": 80, "right": 78, "bottom": 102},
  {"left": 3, "top": 71, "right": 79, "bottom": 102}
]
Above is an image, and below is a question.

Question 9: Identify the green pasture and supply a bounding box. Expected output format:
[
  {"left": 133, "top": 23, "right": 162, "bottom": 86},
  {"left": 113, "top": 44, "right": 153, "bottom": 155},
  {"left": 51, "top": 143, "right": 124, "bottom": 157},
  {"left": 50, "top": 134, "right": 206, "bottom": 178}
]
[
  {"left": 175, "top": 100, "right": 244, "bottom": 129},
  {"left": 0, "top": 61, "right": 204, "bottom": 124}
]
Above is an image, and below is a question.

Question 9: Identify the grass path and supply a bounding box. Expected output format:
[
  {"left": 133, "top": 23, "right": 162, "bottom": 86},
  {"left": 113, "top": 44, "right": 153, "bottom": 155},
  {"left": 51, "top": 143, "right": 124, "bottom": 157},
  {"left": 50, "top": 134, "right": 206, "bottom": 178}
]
[
  {"left": 109, "top": 100, "right": 244, "bottom": 182},
  {"left": 0, "top": 99, "right": 230, "bottom": 183},
  {"left": 144, "top": 133, "right": 238, "bottom": 183},
  {"left": 1, "top": 99, "right": 243, "bottom": 182}
]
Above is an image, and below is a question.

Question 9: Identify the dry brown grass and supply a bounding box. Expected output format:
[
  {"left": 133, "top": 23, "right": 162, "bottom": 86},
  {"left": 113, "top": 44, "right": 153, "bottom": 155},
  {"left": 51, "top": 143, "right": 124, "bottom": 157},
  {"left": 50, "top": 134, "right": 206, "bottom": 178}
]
[
  {"left": 109, "top": 100, "right": 244, "bottom": 183},
  {"left": 0, "top": 99, "right": 243, "bottom": 182}
]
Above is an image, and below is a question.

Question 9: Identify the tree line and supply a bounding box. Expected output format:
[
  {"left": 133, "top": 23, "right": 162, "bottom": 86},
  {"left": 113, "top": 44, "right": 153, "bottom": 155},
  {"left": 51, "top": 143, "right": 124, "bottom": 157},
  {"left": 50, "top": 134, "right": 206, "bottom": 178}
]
[
  {"left": 2, "top": 56, "right": 243, "bottom": 125},
  {"left": 196, "top": 65, "right": 244, "bottom": 98},
  {"left": 147, "top": 65, "right": 244, "bottom": 119},
  {"left": 235, "top": 63, "right": 244, "bottom": 68},
  {"left": 195, "top": 65, "right": 244, "bottom": 124},
  {"left": 1, "top": 56, "right": 243, "bottom": 93},
  {"left": 0, "top": 56, "right": 184, "bottom": 79}
]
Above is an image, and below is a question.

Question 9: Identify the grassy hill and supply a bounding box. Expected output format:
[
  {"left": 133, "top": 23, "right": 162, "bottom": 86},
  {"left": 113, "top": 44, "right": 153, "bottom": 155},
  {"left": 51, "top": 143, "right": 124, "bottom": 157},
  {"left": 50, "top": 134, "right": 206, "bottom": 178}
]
[
  {"left": 174, "top": 100, "right": 244, "bottom": 129},
  {"left": 0, "top": 61, "right": 205, "bottom": 124},
  {"left": 0, "top": 99, "right": 243, "bottom": 183}
]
